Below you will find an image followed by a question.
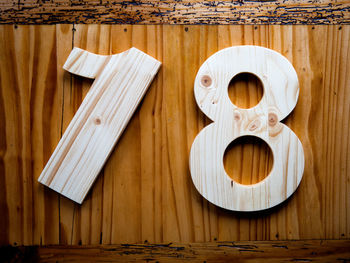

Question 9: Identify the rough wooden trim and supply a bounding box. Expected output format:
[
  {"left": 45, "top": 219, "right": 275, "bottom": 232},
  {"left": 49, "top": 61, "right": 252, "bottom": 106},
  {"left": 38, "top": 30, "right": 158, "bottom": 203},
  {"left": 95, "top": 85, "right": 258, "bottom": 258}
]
[
  {"left": 0, "top": 0, "right": 349, "bottom": 25},
  {"left": 1, "top": 240, "right": 350, "bottom": 262}
]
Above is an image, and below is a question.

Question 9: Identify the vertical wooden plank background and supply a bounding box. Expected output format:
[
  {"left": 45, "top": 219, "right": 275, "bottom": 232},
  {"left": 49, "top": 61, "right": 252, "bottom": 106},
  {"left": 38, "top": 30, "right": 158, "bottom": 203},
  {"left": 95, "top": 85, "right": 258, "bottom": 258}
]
[{"left": 0, "top": 24, "right": 349, "bottom": 246}]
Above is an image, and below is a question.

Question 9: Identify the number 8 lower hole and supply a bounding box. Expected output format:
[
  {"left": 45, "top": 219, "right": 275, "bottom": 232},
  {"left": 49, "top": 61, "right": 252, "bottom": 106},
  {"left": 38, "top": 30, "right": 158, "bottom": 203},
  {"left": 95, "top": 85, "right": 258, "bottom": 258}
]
[{"left": 223, "top": 135, "right": 274, "bottom": 185}]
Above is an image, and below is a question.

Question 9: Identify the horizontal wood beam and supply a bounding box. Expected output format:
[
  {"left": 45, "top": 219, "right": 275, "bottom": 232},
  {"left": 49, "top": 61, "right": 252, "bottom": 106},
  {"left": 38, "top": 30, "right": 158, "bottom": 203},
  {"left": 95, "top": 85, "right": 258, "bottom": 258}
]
[
  {"left": 1, "top": 240, "right": 350, "bottom": 262},
  {"left": 0, "top": 0, "right": 349, "bottom": 25}
]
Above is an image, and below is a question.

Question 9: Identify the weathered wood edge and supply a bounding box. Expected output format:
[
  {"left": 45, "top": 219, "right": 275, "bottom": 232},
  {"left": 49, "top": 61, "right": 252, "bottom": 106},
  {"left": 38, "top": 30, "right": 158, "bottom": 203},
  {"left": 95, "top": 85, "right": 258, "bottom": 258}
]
[
  {"left": 0, "top": 0, "right": 349, "bottom": 25},
  {"left": 1, "top": 240, "right": 349, "bottom": 262}
]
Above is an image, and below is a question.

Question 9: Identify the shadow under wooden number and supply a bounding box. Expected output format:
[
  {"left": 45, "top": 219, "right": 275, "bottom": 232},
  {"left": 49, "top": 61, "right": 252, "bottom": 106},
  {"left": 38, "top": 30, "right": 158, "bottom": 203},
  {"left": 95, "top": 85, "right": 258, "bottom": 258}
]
[
  {"left": 38, "top": 47, "right": 161, "bottom": 204},
  {"left": 190, "top": 45, "right": 305, "bottom": 212}
]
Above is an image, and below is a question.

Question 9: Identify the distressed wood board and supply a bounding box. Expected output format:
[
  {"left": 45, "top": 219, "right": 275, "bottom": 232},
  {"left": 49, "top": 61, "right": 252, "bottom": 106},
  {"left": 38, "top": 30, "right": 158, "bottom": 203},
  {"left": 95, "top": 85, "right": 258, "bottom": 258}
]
[
  {"left": 1, "top": 240, "right": 350, "bottom": 262},
  {"left": 0, "top": 0, "right": 350, "bottom": 24},
  {"left": 0, "top": 25, "right": 350, "bottom": 247}
]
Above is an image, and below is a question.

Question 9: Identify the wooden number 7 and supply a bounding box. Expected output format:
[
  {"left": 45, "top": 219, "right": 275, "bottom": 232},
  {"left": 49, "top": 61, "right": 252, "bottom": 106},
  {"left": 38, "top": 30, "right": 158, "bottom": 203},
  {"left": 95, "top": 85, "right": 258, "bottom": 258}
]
[
  {"left": 38, "top": 47, "right": 161, "bottom": 204},
  {"left": 190, "top": 46, "right": 304, "bottom": 211}
]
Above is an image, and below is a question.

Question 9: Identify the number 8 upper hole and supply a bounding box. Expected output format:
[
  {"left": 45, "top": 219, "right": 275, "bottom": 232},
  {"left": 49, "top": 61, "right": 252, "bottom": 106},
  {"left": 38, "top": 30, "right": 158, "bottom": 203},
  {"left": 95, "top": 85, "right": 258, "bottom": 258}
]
[{"left": 228, "top": 72, "right": 264, "bottom": 109}]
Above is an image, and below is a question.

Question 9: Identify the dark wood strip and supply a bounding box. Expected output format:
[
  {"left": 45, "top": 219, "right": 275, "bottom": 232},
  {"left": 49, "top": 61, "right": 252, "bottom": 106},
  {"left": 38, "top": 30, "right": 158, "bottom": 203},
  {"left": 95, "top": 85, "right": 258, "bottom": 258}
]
[
  {"left": 1, "top": 240, "right": 350, "bottom": 262},
  {"left": 0, "top": 0, "right": 349, "bottom": 25}
]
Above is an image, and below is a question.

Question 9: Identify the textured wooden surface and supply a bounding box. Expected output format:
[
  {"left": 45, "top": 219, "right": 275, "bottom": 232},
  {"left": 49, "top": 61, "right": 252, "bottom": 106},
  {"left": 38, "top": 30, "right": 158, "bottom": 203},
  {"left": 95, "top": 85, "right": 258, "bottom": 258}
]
[
  {"left": 0, "top": 24, "right": 350, "bottom": 246},
  {"left": 38, "top": 47, "right": 161, "bottom": 204},
  {"left": 1, "top": 0, "right": 350, "bottom": 24},
  {"left": 2, "top": 240, "right": 350, "bottom": 262}
]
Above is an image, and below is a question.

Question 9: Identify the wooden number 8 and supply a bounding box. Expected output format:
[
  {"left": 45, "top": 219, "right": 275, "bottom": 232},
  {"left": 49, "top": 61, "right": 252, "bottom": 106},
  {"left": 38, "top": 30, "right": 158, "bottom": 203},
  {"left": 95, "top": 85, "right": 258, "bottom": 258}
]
[{"left": 189, "top": 46, "right": 304, "bottom": 211}]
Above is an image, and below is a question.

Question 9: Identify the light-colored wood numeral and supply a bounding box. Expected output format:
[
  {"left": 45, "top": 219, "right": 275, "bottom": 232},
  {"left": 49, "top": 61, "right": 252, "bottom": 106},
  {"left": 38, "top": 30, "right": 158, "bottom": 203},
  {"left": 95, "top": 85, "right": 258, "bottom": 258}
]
[
  {"left": 190, "top": 45, "right": 304, "bottom": 212},
  {"left": 38, "top": 47, "right": 161, "bottom": 204}
]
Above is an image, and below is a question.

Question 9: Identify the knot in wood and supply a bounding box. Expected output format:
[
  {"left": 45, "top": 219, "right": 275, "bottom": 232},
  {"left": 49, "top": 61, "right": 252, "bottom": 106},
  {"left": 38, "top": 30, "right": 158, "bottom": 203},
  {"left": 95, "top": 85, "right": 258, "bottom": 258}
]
[
  {"left": 233, "top": 111, "right": 241, "bottom": 121},
  {"left": 248, "top": 119, "right": 261, "bottom": 131},
  {"left": 268, "top": 113, "right": 278, "bottom": 127},
  {"left": 201, "top": 75, "right": 212, "bottom": 87},
  {"left": 94, "top": 117, "right": 102, "bottom": 125}
]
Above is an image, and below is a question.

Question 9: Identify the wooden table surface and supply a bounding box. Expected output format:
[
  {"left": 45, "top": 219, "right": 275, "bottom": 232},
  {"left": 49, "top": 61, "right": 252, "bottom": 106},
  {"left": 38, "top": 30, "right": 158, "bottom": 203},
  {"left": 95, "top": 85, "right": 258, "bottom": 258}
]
[{"left": 0, "top": 0, "right": 350, "bottom": 261}]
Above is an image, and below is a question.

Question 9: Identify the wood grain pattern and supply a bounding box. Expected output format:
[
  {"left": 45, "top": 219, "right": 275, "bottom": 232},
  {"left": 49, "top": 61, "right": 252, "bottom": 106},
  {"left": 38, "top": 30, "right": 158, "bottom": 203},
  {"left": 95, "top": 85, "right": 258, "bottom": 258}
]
[
  {"left": 190, "top": 45, "right": 305, "bottom": 211},
  {"left": 38, "top": 46, "right": 161, "bottom": 204},
  {"left": 2, "top": 240, "right": 350, "bottom": 262},
  {"left": 0, "top": 25, "right": 349, "bottom": 246},
  {"left": 1, "top": 0, "right": 350, "bottom": 25}
]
